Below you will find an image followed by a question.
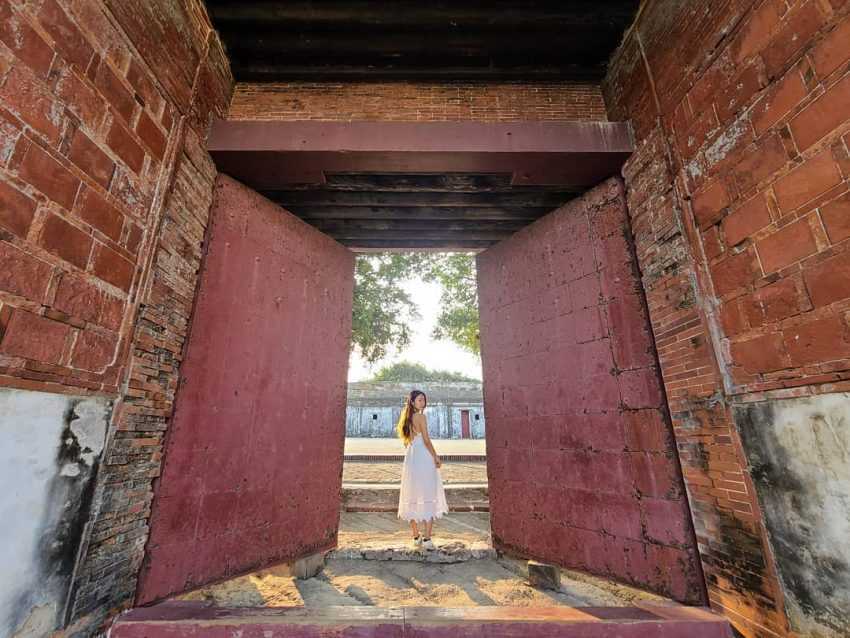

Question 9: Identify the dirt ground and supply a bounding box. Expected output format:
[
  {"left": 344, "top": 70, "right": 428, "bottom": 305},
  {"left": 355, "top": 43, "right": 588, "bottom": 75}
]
[
  {"left": 179, "top": 558, "right": 605, "bottom": 608},
  {"left": 178, "top": 556, "right": 652, "bottom": 609},
  {"left": 338, "top": 511, "right": 491, "bottom": 548},
  {"left": 177, "top": 512, "right": 664, "bottom": 609}
]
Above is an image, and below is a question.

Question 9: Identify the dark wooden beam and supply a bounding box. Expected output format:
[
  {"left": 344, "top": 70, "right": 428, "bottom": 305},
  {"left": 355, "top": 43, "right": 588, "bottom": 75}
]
[
  {"left": 266, "top": 191, "right": 575, "bottom": 208},
  {"left": 291, "top": 173, "right": 515, "bottom": 192},
  {"left": 208, "top": 2, "right": 638, "bottom": 30},
  {"left": 319, "top": 229, "right": 516, "bottom": 241},
  {"left": 342, "top": 239, "right": 497, "bottom": 251},
  {"left": 229, "top": 64, "right": 607, "bottom": 82},
  {"left": 289, "top": 206, "right": 551, "bottom": 221},
  {"left": 222, "top": 33, "right": 616, "bottom": 63},
  {"left": 285, "top": 173, "right": 584, "bottom": 193},
  {"left": 208, "top": 1, "right": 638, "bottom": 82},
  {"left": 309, "top": 219, "right": 527, "bottom": 233}
]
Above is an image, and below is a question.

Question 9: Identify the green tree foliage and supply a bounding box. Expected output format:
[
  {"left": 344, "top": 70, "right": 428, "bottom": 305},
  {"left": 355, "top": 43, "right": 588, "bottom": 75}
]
[
  {"left": 420, "top": 253, "right": 480, "bottom": 356},
  {"left": 369, "top": 360, "right": 479, "bottom": 382},
  {"left": 351, "top": 254, "right": 421, "bottom": 363},
  {"left": 351, "top": 252, "right": 480, "bottom": 363}
]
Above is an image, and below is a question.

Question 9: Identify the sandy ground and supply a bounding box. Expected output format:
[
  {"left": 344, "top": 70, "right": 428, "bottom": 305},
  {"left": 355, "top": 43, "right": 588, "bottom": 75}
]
[
  {"left": 337, "top": 512, "right": 491, "bottom": 550},
  {"left": 343, "top": 461, "right": 487, "bottom": 484},
  {"left": 177, "top": 512, "right": 664, "bottom": 609},
  {"left": 311, "top": 559, "right": 595, "bottom": 607},
  {"left": 345, "top": 438, "right": 486, "bottom": 456},
  {"left": 179, "top": 558, "right": 598, "bottom": 608}
]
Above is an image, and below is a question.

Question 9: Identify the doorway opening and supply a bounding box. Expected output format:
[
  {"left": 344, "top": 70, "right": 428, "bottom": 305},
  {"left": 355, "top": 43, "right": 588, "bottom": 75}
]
[
  {"left": 132, "top": 122, "right": 716, "bottom": 632},
  {"left": 147, "top": 174, "right": 686, "bottom": 614},
  {"left": 340, "top": 249, "right": 489, "bottom": 569}
]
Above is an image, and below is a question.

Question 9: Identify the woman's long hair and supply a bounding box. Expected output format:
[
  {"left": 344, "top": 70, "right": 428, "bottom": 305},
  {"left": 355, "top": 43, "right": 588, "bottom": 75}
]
[{"left": 396, "top": 389, "right": 427, "bottom": 447}]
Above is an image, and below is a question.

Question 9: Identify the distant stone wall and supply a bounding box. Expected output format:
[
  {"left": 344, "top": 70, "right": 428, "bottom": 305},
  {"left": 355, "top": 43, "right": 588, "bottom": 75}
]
[
  {"left": 345, "top": 382, "right": 486, "bottom": 438},
  {"left": 345, "top": 403, "right": 485, "bottom": 438}
]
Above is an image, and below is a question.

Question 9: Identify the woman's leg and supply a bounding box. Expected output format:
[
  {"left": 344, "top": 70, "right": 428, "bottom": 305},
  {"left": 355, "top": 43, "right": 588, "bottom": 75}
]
[
  {"left": 410, "top": 520, "right": 420, "bottom": 538},
  {"left": 424, "top": 518, "right": 433, "bottom": 539}
]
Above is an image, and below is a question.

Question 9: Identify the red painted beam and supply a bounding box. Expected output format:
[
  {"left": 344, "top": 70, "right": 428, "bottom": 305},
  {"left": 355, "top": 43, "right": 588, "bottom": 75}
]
[
  {"left": 110, "top": 601, "right": 733, "bottom": 637},
  {"left": 207, "top": 120, "right": 634, "bottom": 188},
  {"left": 209, "top": 121, "right": 634, "bottom": 154}
]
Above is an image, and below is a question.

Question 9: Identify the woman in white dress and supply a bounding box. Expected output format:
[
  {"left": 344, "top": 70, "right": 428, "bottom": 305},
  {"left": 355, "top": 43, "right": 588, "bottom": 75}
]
[{"left": 396, "top": 389, "right": 448, "bottom": 550}]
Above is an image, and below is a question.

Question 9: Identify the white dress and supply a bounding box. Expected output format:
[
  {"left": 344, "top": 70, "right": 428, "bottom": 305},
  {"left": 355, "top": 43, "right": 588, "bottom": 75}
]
[{"left": 397, "top": 430, "right": 449, "bottom": 523}]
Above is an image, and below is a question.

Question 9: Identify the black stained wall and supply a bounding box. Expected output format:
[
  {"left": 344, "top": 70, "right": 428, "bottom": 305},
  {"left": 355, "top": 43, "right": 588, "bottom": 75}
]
[
  {"left": 734, "top": 393, "right": 850, "bottom": 638},
  {"left": 1, "top": 389, "right": 110, "bottom": 636}
]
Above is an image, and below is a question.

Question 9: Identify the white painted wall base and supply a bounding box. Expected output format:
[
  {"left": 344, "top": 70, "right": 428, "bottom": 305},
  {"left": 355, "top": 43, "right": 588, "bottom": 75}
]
[{"left": 0, "top": 388, "right": 110, "bottom": 637}]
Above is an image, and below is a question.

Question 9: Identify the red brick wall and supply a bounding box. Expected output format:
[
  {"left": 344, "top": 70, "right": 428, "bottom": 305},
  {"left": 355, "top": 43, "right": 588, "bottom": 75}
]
[
  {"left": 137, "top": 174, "right": 353, "bottom": 604},
  {"left": 0, "top": 0, "right": 166, "bottom": 394},
  {"left": 477, "top": 178, "right": 704, "bottom": 603},
  {"left": 228, "top": 81, "right": 608, "bottom": 121},
  {"left": 604, "top": 1, "right": 850, "bottom": 635},
  {"left": 0, "top": 0, "right": 232, "bottom": 631}
]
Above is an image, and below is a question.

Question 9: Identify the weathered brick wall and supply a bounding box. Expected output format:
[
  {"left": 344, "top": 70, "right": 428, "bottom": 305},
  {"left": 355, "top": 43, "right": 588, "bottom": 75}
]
[
  {"left": 0, "top": 0, "right": 232, "bottom": 633},
  {"left": 68, "top": 127, "right": 224, "bottom": 630},
  {"left": 478, "top": 178, "right": 705, "bottom": 603},
  {"left": 604, "top": 1, "right": 849, "bottom": 635},
  {"left": 0, "top": 0, "right": 165, "bottom": 395},
  {"left": 228, "top": 81, "right": 608, "bottom": 121},
  {"left": 136, "top": 174, "right": 353, "bottom": 604}
]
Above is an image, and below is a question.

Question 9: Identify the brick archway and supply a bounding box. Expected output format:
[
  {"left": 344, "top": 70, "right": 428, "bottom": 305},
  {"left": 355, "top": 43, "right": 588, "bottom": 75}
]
[{"left": 137, "top": 120, "right": 703, "bottom": 605}]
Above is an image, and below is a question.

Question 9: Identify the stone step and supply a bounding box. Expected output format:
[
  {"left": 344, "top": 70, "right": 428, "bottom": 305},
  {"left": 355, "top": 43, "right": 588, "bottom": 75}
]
[
  {"left": 111, "top": 601, "right": 734, "bottom": 637},
  {"left": 341, "top": 483, "right": 489, "bottom": 512}
]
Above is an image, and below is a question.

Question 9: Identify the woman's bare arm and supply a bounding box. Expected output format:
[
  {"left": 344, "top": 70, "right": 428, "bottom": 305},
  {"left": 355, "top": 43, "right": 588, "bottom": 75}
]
[{"left": 415, "top": 414, "right": 441, "bottom": 467}]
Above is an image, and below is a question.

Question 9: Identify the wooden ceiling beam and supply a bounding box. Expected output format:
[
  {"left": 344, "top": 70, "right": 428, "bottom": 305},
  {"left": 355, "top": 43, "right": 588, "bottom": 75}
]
[
  {"left": 207, "top": 2, "right": 637, "bottom": 30},
  {"left": 312, "top": 228, "right": 516, "bottom": 241},
  {"left": 342, "top": 239, "right": 497, "bottom": 251},
  {"left": 208, "top": 1, "right": 638, "bottom": 81},
  {"left": 288, "top": 173, "right": 515, "bottom": 192},
  {"left": 222, "top": 33, "right": 618, "bottom": 59},
  {"left": 265, "top": 190, "right": 575, "bottom": 208},
  {"left": 288, "top": 206, "right": 551, "bottom": 220},
  {"left": 309, "top": 219, "right": 527, "bottom": 232},
  {"left": 230, "top": 64, "right": 606, "bottom": 81}
]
